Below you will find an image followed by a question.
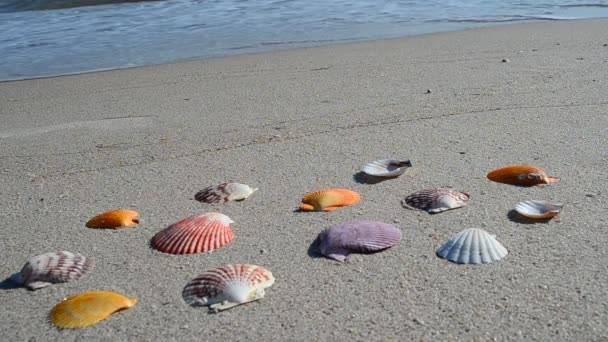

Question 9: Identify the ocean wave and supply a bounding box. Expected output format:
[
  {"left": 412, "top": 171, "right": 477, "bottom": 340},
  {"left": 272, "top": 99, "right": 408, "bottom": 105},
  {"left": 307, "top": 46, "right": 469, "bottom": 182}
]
[
  {"left": 0, "top": 0, "right": 158, "bottom": 13},
  {"left": 426, "top": 14, "right": 576, "bottom": 24},
  {"left": 560, "top": 3, "right": 608, "bottom": 8}
]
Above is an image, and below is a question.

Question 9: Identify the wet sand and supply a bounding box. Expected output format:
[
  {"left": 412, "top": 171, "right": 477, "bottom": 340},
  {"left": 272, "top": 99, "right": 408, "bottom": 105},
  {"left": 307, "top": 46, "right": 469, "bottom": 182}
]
[{"left": 1, "top": 19, "right": 607, "bottom": 341}]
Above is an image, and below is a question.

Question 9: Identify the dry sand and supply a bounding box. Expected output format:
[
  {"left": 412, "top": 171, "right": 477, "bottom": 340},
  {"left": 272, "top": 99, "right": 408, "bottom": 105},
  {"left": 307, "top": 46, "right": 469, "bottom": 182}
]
[{"left": 1, "top": 19, "right": 607, "bottom": 341}]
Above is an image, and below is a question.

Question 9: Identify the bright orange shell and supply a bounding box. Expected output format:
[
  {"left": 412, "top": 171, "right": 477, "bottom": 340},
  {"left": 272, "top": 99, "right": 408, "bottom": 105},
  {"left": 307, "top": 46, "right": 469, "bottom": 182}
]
[
  {"left": 86, "top": 209, "right": 140, "bottom": 229},
  {"left": 50, "top": 291, "right": 137, "bottom": 329},
  {"left": 487, "top": 165, "right": 559, "bottom": 186},
  {"left": 299, "top": 189, "right": 361, "bottom": 212}
]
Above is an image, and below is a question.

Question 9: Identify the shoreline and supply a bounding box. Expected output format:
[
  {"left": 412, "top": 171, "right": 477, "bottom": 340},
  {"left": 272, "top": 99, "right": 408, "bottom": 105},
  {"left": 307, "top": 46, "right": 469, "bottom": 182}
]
[{"left": 1, "top": 19, "right": 607, "bottom": 341}]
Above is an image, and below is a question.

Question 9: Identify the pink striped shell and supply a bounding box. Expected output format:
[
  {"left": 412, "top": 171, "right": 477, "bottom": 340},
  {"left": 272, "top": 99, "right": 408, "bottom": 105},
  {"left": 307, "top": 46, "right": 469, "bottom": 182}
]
[
  {"left": 13, "top": 251, "right": 94, "bottom": 290},
  {"left": 402, "top": 188, "right": 469, "bottom": 213},
  {"left": 318, "top": 220, "right": 402, "bottom": 262},
  {"left": 150, "top": 212, "right": 235, "bottom": 255},
  {"left": 182, "top": 264, "right": 275, "bottom": 312}
]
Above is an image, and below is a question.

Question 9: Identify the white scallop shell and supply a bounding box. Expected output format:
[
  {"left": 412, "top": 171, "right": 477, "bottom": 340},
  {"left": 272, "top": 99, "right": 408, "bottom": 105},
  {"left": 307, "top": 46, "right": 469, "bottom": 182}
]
[
  {"left": 514, "top": 200, "right": 562, "bottom": 219},
  {"left": 11, "top": 251, "right": 94, "bottom": 290},
  {"left": 437, "top": 228, "right": 508, "bottom": 264},
  {"left": 195, "top": 182, "right": 258, "bottom": 203},
  {"left": 362, "top": 159, "right": 412, "bottom": 178}
]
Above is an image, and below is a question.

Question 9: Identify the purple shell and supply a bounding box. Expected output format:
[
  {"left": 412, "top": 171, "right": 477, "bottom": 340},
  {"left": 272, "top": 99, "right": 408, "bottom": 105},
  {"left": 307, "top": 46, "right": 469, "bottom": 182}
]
[{"left": 318, "top": 220, "right": 402, "bottom": 262}]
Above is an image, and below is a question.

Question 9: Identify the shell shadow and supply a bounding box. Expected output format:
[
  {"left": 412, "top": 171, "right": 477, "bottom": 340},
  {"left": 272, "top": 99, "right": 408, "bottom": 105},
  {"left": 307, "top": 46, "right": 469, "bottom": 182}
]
[
  {"left": 0, "top": 275, "right": 22, "bottom": 290},
  {"left": 353, "top": 172, "right": 395, "bottom": 184},
  {"left": 507, "top": 210, "right": 552, "bottom": 224},
  {"left": 307, "top": 235, "right": 324, "bottom": 258}
]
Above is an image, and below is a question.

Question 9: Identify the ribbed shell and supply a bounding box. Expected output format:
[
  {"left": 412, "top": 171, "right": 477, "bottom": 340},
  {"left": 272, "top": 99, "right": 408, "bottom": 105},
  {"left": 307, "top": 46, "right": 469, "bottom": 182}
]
[
  {"left": 194, "top": 182, "right": 257, "bottom": 204},
  {"left": 402, "top": 188, "right": 469, "bottom": 213},
  {"left": 182, "top": 264, "right": 275, "bottom": 312},
  {"left": 436, "top": 228, "right": 508, "bottom": 264},
  {"left": 514, "top": 200, "right": 562, "bottom": 219},
  {"left": 50, "top": 291, "right": 137, "bottom": 329},
  {"left": 16, "top": 251, "right": 94, "bottom": 290},
  {"left": 299, "top": 189, "right": 361, "bottom": 212},
  {"left": 85, "top": 209, "right": 139, "bottom": 229},
  {"left": 362, "top": 159, "right": 412, "bottom": 178},
  {"left": 487, "top": 165, "right": 559, "bottom": 186},
  {"left": 318, "top": 220, "right": 402, "bottom": 262},
  {"left": 150, "top": 212, "right": 235, "bottom": 255}
]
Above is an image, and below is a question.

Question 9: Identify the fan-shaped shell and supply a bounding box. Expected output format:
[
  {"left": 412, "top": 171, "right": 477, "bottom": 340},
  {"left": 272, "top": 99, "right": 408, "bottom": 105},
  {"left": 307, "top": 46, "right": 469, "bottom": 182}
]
[
  {"left": 182, "top": 264, "right": 275, "bottom": 312},
  {"left": 362, "top": 159, "right": 412, "bottom": 178},
  {"left": 514, "top": 200, "right": 562, "bottom": 219},
  {"left": 50, "top": 291, "right": 137, "bottom": 329},
  {"left": 299, "top": 189, "right": 361, "bottom": 212},
  {"left": 402, "top": 188, "right": 469, "bottom": 213},
  {"left": 194, "top": 182, "right": 257, "bottom": 204},
  {"left": 150, "top": 212, "right": 234, "bottom": 255},
  {"left": 437, "top": 228, "right": 508, "bottom": 264},
  {"left": 13, "top": 251, "right": 94, "bottom": 290},
  {"left": 318, "top": 220, "right": 402, "bottom": 262},
  {"left": 86, "top": 209, "right": 139, "bottom": 229},
  {"left": 487, "top": 165, "right": 559, "bottom": 186}
]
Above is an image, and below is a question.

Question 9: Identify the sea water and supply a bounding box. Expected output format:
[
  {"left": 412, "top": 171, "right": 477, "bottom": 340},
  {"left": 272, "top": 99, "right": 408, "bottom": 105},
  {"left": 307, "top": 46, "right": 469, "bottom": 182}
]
[{"left": 0, "top": 0, "right": 607, "bottom": 81}]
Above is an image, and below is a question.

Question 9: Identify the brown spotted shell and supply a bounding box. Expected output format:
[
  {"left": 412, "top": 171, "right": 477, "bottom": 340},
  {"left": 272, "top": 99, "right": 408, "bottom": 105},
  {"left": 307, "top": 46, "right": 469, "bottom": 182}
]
[
  {"left": 13, "top": 251, "right": 94, "bottom": 290},
  {"left": 402, "top": 188, "right": 469, "bottom": 213}
]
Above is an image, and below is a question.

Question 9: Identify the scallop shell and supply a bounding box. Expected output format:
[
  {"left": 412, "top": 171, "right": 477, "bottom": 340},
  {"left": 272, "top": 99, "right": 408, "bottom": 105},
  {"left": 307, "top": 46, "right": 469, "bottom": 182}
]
[
  {"left": 182, "top": 264, "right": 275, "bottom": 312},
  {"left": 436, "top": 228, "right": 508, "bottom": 264},
  {"left": 194, "top": 182, "right": 257, "bottom": 204},
  {"left": 12, "top": 251, "right": 94, "bottom": 290},
  {"left": 50, "top": 291, "right": 137, "bottom": 329},
  {"left": 86, "top": 209, "right": 139, "bottom": 229},
  {"left": 487, "top": 165, "right": 559, "bottom": 186},
  {"left": 318, "top": 220, "right": 402, "bottom": 262},
  {"left": 150, "top": 212, "right": 234, "bottom": 255},
  {"left": 299, "top": 189, "right": 361, "bottom": 212},
  {"left": 514, "top": 200, "right": 562, "bottom": 219},
  {"left": 362, "top": 159, "right": 412, "bottom": 178},
  {"left": 402, "top": 188, "right": 469, "bottom": 213}
]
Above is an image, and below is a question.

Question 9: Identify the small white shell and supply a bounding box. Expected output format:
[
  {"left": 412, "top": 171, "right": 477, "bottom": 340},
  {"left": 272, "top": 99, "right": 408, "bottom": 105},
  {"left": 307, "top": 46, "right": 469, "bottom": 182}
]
[
  {"left": 514, "top": 200, "right": 562, "bottom": 219},
  {"left": 195, "top": 182, "right": 258, "bottom": 203},
  {"left": 437, "top": 228, "right": 508, "bottom": 264},
  {"left": 362, "top": 159, "right": 412, "bottom": 178}
]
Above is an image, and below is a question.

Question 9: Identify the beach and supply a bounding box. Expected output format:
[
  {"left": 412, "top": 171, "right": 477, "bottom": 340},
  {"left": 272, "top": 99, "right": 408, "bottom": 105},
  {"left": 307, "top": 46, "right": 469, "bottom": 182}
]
[{"left": 1, "top": 18, "right": 607, "bottom": 340}]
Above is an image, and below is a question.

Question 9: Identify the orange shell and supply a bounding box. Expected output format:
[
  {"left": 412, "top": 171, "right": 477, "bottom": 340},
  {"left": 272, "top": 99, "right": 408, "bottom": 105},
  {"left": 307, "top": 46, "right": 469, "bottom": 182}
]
[
  {"left": 487, "top": 165, "right": 559, "bottom": 186},
  {"left": 50, "top": 291, "right": 137, "bottom": 329},
  {"left": 299, "top": 189, "right": 361, "bottom": 212},
  {"left": 86, "top": 209, "right": 140, "bottom": 229}
]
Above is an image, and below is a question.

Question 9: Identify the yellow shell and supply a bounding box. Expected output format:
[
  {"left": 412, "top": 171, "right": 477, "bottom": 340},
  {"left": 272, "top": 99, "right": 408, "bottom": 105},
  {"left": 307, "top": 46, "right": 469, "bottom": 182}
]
[
  {"left": 299, "top": 189, "right": 361, "bottom": 212},
  {"left": 50, "top": 291, "right": 137, "bottom": 329},
  {"left": 86, "top": 209, "right": 140, "bottom": 229},
  {"left": 487, "top": 165, "right": 559, "bottom": 186}
]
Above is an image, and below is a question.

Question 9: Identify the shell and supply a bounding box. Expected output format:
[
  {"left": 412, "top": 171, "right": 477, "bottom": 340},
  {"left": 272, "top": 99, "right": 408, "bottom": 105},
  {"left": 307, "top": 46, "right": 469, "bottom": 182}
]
[
  {"left": 487, "top": 165, "right": 559, "bottom": 186},
  {"left": 436, "top": 228, "right": 508, "bottom": 264},
  {"left": 318, "top": 220, "right": 402, "bottom": 262},
  {"left": 150, "top": 212, "right": 235, "bottom": 255},
  {"left": 299, "top": 189, "right": 361, "bottom": 212},
  {"left": 194, "top": 182, "right": 257, "bottom": 204},
  {"left": 362, "top": 159, "right": 412, "bottom": 178},
  {"left": 13, "top": 251, "right": 94, "bottom": 290},
  {"left": 514, "top": 200, "right": 563, "bottom": 219},
  {"left": 182, "top": 264, "right": 275, "bottom": 312},
  {"left": 50, "top": 291, "right": 137, "bottom": 329},
  {"left": 402, "top": 188, "right": 469, "bottom": 213},
  {"left": 86, "top": 209, "right": 139, "bottom": 229}
]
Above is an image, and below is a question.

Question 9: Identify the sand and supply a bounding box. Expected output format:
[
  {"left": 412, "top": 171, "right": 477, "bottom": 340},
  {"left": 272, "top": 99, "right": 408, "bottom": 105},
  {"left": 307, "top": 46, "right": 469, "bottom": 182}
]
[{"left": 1, "top": 19, "right": 607, "bottom": 341}]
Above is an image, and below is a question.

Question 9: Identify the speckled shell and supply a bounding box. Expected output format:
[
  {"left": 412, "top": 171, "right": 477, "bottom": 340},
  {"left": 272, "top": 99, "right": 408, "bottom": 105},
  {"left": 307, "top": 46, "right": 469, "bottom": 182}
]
[
  {"left": 14, "top": 251, "right": 94, "bottom": 290},
  {"left": 50, "top": 291, "right": 137, "bottom": 329},
  {"left": 487, "top": 165, "right": 559, "bottom": 186},
  {"left": 437, "top": 228, "right": 508, "bottom": 264},
  {"left": 362, "top": 159, "right": 412, "bottom": 178},
  {"left": 402, "top": 188, "right": 469, "bottom": 213},
  {"left": 85, "top": 209, "right": 139, "bottom": 229},
  {"left": 514, "top": 200, "right": 562, "bottom": 219},
  {"left": 299, "top": 189, "right": 361, "bottom": 212},
  {"left": 318, "top": 220, "right": 402, "bottom": 262},
  {"left": 182, "top": 264, "right": 275, "bottom": 312},
  {"left": 150, "top": 212, "right": 235, "bottom": 255},
  {"left": 194, "top": 182, "right": 258, "bottom": 203}
]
